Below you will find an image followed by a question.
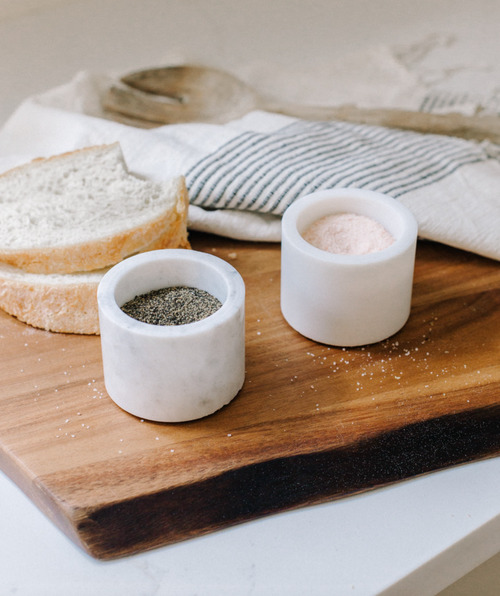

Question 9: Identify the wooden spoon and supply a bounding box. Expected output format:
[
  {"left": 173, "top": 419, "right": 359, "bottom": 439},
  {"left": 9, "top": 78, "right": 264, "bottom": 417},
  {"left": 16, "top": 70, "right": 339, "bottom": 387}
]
[
  {"left": 102, "top": 65, "right": 500, "bottom": 143},
  {"left": 104, "top": 65, "right": 259, "bottom": 125}
]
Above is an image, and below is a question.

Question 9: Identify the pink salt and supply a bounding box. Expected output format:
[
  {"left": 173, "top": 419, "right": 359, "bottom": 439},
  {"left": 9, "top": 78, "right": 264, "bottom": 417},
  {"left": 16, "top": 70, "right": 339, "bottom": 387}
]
[{"left": 302, "top": 212, "right": 395, "bottom": 255}]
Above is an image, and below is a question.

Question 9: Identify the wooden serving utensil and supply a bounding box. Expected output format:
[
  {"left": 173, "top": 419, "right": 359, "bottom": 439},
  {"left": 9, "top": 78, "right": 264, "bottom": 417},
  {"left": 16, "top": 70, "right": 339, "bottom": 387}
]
[{"left": 102, "top": 64, "right": 500, "bottom": 143}]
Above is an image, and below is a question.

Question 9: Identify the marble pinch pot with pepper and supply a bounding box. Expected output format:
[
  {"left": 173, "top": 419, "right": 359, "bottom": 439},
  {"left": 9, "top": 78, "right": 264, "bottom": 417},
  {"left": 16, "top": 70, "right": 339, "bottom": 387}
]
[{"left": 97, "top": 249, "right": 246, "bottom": 423}]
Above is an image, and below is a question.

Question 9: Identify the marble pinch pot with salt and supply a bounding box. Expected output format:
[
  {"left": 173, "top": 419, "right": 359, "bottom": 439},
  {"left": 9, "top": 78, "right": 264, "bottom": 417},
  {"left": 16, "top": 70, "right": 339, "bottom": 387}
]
[
  {"left": 97, "top": 249, "right": 246, "bottom": 423},
  {"left": 280, "top": 188, "right": 418, "bottom": 347}
]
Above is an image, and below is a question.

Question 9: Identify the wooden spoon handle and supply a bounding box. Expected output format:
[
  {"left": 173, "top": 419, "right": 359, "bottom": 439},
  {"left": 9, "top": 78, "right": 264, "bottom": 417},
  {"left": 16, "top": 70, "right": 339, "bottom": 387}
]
[{"left": 266, "top": 102, "right": 500, "bottom": 144}]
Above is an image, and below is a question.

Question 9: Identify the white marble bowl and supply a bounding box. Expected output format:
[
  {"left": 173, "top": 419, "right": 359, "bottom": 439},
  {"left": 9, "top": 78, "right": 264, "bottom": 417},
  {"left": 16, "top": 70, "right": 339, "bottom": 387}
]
[
  {"left": 97, "top": 249, "right": 245, "bottom": 422},
  {"left": 281, "top": 188, "right": 418, "bottom": 346}
]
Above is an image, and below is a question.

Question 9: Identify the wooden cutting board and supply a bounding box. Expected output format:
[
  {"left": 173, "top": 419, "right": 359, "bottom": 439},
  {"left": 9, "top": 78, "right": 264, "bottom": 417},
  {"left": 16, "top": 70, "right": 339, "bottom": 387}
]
[{"left": 2, "top": 232, "right": 500, "bottom": 561}]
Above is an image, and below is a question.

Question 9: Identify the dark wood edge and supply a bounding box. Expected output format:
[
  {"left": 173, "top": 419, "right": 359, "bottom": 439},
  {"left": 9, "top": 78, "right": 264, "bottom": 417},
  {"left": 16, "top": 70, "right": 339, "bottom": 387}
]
[{"left": 69, "top": 403, "right": 500, "bottom": 560}]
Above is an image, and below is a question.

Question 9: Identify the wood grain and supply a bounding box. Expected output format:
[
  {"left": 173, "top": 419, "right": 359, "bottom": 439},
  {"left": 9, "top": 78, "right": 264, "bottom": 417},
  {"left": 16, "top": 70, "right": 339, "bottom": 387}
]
[{"left": 1, "top": 234, "right": 500, "bottom": 559}]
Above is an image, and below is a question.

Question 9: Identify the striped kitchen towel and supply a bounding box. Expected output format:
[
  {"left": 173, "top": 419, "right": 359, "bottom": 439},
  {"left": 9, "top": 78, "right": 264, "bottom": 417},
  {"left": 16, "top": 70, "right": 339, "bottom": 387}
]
[
  {"left": 1, "top": 71, "right": 500, "bottom": 260},
  {"left": 186, "top": 115, "right": 495, "bottom": 212}
]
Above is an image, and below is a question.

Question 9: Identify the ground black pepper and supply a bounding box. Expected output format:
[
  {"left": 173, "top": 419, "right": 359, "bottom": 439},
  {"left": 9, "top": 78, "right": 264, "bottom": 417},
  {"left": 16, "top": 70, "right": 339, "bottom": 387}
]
[{"left": 121, "top": 286, "right": 222, "bottom": 326}]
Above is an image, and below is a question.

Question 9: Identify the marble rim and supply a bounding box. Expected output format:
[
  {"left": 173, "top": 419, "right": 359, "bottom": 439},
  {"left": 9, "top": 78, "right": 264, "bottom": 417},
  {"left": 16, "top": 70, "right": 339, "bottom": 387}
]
[
  {"left": 282, "top": 188, "right": 418, "bottom": 266},
  {"left": 97, "top": 249, "right": 245, "bottom": 337}
]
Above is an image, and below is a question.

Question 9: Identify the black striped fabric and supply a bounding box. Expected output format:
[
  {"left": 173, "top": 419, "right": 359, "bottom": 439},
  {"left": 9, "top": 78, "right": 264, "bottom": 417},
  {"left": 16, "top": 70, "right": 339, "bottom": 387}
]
[
  {"left": 419, "top": 90, "right": 500, "bottom": 115},
  {"left": 185, "top": 119, "right": 492, "bottom": 216}
]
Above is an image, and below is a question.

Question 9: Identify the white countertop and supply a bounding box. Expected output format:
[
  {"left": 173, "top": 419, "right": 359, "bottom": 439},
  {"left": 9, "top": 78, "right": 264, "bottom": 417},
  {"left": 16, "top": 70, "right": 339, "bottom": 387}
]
[
  {"left": 3, "top": 457, "right": 500, "bottom": 595},
  {"left": 2, "top": 1, "right": 500, "bottom": 594}
]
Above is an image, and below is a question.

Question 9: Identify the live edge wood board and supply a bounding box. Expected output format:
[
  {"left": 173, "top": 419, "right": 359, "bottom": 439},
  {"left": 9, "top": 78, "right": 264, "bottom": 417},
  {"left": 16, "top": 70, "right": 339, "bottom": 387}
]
[{"left": 2, "top": 232, "right": 500, "bottom": 560}]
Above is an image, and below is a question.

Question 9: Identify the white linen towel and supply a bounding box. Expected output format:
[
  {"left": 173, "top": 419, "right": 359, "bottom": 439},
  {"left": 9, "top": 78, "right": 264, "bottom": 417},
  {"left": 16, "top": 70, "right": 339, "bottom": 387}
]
[{"left": 1, "top": 70, "right": 500, "bottom": 260}]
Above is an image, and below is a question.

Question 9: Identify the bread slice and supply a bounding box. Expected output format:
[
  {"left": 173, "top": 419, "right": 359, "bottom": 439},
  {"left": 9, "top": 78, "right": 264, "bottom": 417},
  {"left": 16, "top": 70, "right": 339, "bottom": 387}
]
[
  {"left": 0, "top": 265, "right": 105, "bottom": 334},
  {"left": 0, "top": 143, "right": 189, "bottom": 274},
  {"left": 0, "top": 217, "right": 190, "bottom": 334},
  {"left": 0, "top": 142, "right": 191, "bottom": 334}
]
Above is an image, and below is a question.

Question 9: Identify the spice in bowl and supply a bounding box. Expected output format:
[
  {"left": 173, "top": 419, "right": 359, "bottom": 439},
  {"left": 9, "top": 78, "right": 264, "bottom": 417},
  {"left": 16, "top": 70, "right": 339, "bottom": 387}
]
[
  {"left": 121, "top": 286, "right": 222, "bottom": 326},
  {"left": 302, "top": 212, "right": 395, "bottom": 255}
]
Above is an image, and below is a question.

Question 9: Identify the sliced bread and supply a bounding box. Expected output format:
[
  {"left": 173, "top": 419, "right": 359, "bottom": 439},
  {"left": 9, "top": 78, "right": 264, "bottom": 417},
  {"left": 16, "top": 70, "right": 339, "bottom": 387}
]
[
  {"left": 0, "top": 143, "right": 189, "bottom": 274},
  {"left": 0, "top": 264, "right": 105, "bottom": 335},
  {"left": 0, "top": 216, "right": 190, "bottom": 334}
]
